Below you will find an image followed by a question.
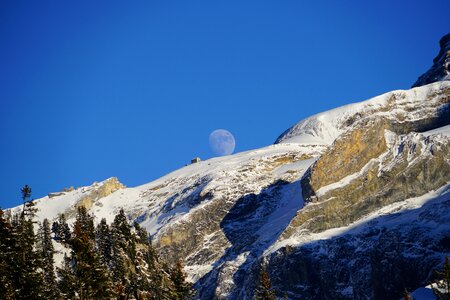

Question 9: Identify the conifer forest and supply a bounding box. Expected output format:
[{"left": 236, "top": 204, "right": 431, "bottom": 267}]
[{"left": 0, "top": 186, "right": 193, "bottom": 300}]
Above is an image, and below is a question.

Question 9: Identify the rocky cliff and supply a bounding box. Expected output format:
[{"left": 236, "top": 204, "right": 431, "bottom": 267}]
[{"left": 412, "top": 33, "right": 450, "bottom": 88}]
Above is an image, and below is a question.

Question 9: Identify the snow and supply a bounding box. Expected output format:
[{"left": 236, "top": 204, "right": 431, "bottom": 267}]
[
  {"left": 7, "top": 142, "right": 322, "bottom": 239},
  {"left": 277, "top": 81, "right": 450, "bottom": 146},
  {"left": 256, "top": 180, "right": 304, "bottom": 244},
  {"left": 8, "top": 179, "right": 121, "bottom": 222},
  {"left": 423, "top": 125, "right": 450, "bottom": 137},
  {"left": 270, "top": 183, "right": 450, "bottom": 254},
  {"left": 315, "top": 157, "right": 379, "bottom": 197}
]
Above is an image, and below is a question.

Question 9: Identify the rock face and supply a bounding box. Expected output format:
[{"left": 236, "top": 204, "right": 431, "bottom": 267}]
[
  {"left": 74, "top": 177, "right": 125, "bottom": 209},
  {"left": 284, "top": 83, "right": 450, "bottom": 236},
  {"left": 265, "top": 186, "right": 450, "bottom": 299},
  {"left": 9, "top": 35, "right": 450, "bottom": 300},
  {"left": 413, "top": 33, "right": 450, "bottom": 87}
]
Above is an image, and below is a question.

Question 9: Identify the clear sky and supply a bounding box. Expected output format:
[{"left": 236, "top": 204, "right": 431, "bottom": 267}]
[{"left": 1, "top": 1, "right": 449, "bottom": 208}]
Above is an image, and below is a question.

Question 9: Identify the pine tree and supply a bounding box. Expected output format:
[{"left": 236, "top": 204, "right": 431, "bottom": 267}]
[
  {"left": 170, "top": 260, "right": 194, "bottom": 300},
  {"left": 134, "top": 221, "right": 151, "bottom": 246},
  {"left": 110, "top": 208, "right": 137, "bottom": 296},
  {"left": 67, "top": 206, "right": 115, "bottom": 299},
  {"left": 96, "top": 218, "right": 112, "bottom": 267},
  {"left": 113, "top": 208, "right": 136, "bottom": 260},
  {"left": 137, "top": 234, "right": 174, "bottom": 300},
  {"left": 37, "top": 218, "right": 59, "bottom": 299},
  {"left": 130, "top": 223, "right": 156, "bottom": 299},
  {"left": 21, "top": 184, "right": 32, "bottom": 212},
  {"left": 0, "top": 208, "right": 14, "bottom": 299},
  {"left": 110, "top": 227, "right": 128, "bottom": 289},
  {"left": 52, "top": 213, "right": 71, "bottom": 244},
  {"left": 254, "top": 266, "right": 277, "bottom": 300},
  {"left": 432, "top": 256, "right": 450, "bottom": 300},
  {"left": 9, "top": 186, "right": 44, "bottom": 299},
  {"left": 57, "top": 254, "right": 77, "bottom": 299}
]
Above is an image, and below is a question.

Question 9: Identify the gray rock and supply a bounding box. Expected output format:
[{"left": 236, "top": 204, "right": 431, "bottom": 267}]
[{"left": 412, "top": 33, "right": 450, "bottom": 87}]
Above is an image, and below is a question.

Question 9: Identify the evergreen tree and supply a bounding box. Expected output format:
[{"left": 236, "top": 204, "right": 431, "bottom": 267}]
[
  {"left": 52, "top": 213, "right": 71, "bottom": 244},
  {"left": 254, "top": 266, "right": 277, "bottom": 300},
  {"left": 134, "top": 221, "right": 151, "bottom": 246},
  {"left": 135, "top": 233, "right": 174, "bottom": 300},
  {"left": 67, "top": 206, "right": 115, "bottom": 299},
  {"left": 110, "top": 208, "right": 137, "bottom": 296},
  {"left": 37, "top": 218, "right": 59, "bottom": 299},
  {"left": 57, "top": 254, "right": 77, "bottom": 299},
  {"left": 131, "top": 223, "right": 158, "bottom": 299},
  {"left": 9, "top": 186, "right": 44, "bottom": 299},
  {"left": 21, "top": 184, "right": 32, "bottom": 211},
  {"left": 0, "top": 208, "right": 14, "bottom": 299},
  {"left": 112, "top": 208, "right": 136, "bottom": 260},
  {"left": 432, "top": 256, "right": 450, "bottom": 300},
  {"left": 110, "top": 227, "right": 128, "bottom": 289},
  {"left": 170, "top": 260, "right": 194, "bottom": 300},
  {"left": 96, "top": 218, "right": 113, "bottom": 267},
  {"left": 51, "top": 207, "right": 197, "bottom": 300}
]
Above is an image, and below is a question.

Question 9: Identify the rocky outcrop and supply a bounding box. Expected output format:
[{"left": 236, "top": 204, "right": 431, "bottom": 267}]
[
  {"left": 278, "top": 82, "right": 450, "bottom": 239},
  {"left": 282, "top": 128, "right": 450, "bottom": 238},
  {"left": 75, "top": 177, "right": 125, "bottom": 209},
  {"left": 413, "top": 33, "right": 450, "bottom": 87},
  {"left": 265, "top": 186, "right": 450, "bottom": 300}
]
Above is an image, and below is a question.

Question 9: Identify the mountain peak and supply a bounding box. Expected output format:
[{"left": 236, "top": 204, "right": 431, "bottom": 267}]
[{"left": 412, "top": 33, "right": 450, "bottom": 87}]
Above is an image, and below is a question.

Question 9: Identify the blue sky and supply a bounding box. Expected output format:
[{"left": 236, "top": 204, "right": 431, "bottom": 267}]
[{"left": 0, "top": 1, "right": 449, "bottom": 208}]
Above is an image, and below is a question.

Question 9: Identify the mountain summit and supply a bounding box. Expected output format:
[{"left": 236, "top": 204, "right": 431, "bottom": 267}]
[
  {"left": 7, "top": 34, "right": 450, "bottom": 299},
  {"left": 413, "top": 33, "right": 450, "bottom": 87}
]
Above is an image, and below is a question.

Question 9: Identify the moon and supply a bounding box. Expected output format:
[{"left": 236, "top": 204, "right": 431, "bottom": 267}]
[{"left": 209, "top": 129, "right": 236, "bottom": 156}]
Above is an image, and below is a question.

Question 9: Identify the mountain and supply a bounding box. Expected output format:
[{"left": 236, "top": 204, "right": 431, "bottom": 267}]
[
  {"left": 412, "top": 33, "right": 450, "bottom": 88},
  {"left": 8, "top": 34, "right": 450, "bottom": 299}
]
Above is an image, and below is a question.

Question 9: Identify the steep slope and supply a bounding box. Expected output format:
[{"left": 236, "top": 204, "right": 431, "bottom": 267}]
[
  {"left": 276, "top": 81, "right": 450, "bottom": 146},
  {"left": 263, "top": 184, "right": 450, "bottom": 300},
  {"left": 280, "top": 81, "right": 450, "bottom": 236},
  {"left": 412, "top": 33, "right": 450, "bottom": 88}
]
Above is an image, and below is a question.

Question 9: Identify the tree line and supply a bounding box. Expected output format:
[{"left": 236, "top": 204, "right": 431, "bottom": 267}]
[{"left": 0, "top": 185, "right": 194, "bottom": 300}]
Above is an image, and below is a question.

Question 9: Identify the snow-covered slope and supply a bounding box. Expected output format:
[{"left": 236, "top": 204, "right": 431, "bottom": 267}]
[
  {"left": 8, "top": 143, "right": 322, "bottom": 231},
  {"left": 276, "top": 81, "right": 450, "bottom": 145}
]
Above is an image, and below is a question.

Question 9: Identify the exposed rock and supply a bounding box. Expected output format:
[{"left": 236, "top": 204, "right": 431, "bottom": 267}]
[
  {"left": 283, "top": 129, "right": 450, "bottom": 238},
  {"left": 305, "top": 119, "right": 388, "bottom": 195},
  {"left": 48, "top": 192, "right": 65, "bottom": 198},
  {"left": 75, "top": 177, "right": 125, "bottom": 209},
  {"left": 265, "top": 187, "right": 450, "bottom": 300},
  {"left": 278, "top": 83, "right": 450, "bottom": 239},
  {"left": 413, "top": 33, "right": 450, "bottom": 87},
  {"left": 62, "top": 186, "right": 75, "bottom": 192}
]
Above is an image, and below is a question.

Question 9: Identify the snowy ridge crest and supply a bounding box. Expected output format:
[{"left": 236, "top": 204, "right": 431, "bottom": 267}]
[{"left": 275, "top": 81, "right": 450, "bottom": 145}]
